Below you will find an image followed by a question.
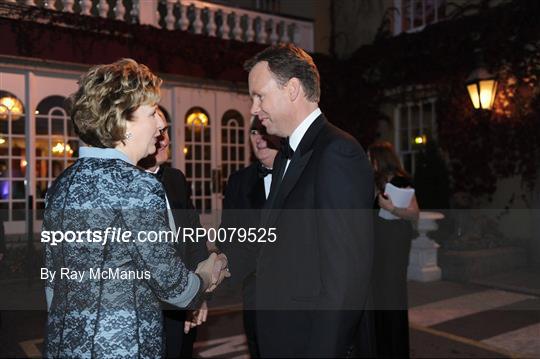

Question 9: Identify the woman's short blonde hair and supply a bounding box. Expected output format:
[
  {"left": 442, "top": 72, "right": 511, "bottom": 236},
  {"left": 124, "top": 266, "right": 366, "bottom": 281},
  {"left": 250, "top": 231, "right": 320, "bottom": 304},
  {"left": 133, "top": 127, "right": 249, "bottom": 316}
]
[{"left": 69, "top": 58, "right": 162, "bottom": 148}]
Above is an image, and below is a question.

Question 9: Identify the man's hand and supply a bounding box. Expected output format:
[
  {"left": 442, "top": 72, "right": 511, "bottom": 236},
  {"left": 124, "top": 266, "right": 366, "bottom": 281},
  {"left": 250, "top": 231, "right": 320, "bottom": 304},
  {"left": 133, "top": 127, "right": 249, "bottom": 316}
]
[
  {"left": 207, "top": 253, "right": 231, "bottom": 292},
  {"left": 195, "top": 253, "right": 218, "bottom": 292},
  {"left": 184, "top": 300, "right": 208, "bottom": 334}
]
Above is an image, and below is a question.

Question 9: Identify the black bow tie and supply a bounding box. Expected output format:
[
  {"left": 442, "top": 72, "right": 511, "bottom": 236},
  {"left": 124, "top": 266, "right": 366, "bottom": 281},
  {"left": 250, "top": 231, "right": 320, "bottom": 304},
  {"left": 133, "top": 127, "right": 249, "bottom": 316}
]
[
  {"left": 257, "top": 163, "right": 272, "bottom": 178},
  {"left": 280, "top": 137, "right": 294, "bottom": 159}
]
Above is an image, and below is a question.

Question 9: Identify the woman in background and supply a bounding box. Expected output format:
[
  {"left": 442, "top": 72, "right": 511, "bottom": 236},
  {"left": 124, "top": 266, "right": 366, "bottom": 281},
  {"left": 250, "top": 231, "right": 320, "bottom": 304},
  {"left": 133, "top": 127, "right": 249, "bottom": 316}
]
[
  {"left": 368, "top": 141, "right": 419, "bottom": 358},
  {"left": 43, "top": 58, "right": 218, "bottom": 358}
]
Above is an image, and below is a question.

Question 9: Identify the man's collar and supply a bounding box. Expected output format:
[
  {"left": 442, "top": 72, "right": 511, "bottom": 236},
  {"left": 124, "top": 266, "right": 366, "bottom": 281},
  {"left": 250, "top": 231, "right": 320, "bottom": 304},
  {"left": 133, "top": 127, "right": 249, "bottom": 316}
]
[
  {"left": 288, "top": 108, "right": 321, "bottom": 151},
  {"left": 145, "top": 166, "right": 160, "bottom": 174}
]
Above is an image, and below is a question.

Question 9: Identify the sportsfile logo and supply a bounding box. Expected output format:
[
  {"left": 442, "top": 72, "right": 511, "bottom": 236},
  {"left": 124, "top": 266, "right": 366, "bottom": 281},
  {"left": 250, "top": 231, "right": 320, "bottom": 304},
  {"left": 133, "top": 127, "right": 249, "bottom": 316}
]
[{"left": 40, "top": 227, "right": 277, "bottom": 246}]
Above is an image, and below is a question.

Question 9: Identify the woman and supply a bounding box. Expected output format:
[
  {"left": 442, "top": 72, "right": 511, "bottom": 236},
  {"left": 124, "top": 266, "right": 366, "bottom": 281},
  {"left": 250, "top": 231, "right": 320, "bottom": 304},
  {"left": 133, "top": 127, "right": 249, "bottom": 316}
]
[
  {"left": 368, "top": 141, "right": 419, "bottom": 358},
  {"left": 43, "top": 59, "right": 217, "bottom": 358}
]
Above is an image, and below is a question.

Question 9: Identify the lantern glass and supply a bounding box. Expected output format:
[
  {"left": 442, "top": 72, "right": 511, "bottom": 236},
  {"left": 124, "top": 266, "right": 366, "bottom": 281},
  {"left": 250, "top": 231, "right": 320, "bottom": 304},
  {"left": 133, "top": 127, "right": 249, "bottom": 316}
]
[
  {"left": 479, "top": 79, "right": 498, "bottom": 110},
  {"left": 467, "top": 83, "right": 480, "bottom": 109}
]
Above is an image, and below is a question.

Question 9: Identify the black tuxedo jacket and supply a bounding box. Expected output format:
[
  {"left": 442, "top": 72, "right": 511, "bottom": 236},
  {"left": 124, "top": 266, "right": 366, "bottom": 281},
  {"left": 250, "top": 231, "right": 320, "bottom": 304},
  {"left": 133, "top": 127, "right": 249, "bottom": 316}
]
[
  {"left": 159, "top": 166, "right": 207, "bottom": 270},
  {"left": 256, "top": 114, "right": 374, "bottom": 357},
  {"left": 219, "top": 163, "right": 266, "bottom": 307},
  {"left": 158, "top": 167, "right": 206, "bottom": 359}
]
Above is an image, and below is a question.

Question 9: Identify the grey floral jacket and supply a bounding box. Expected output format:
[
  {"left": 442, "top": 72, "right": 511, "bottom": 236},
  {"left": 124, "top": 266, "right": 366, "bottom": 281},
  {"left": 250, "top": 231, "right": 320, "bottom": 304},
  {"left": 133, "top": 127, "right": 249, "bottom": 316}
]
[{"left": 43, "top": 148, "right": 200, "bottom": 358}]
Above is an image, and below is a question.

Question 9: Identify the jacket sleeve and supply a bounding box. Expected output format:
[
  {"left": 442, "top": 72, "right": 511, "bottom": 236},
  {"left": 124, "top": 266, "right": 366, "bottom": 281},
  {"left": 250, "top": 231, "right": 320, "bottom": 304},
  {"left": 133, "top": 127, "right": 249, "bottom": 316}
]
[
  {"left": 315, "top": 139, "right": 374, "bottom": 310},
  {"left": 121, "top": 175, "right": 202, "bottom": 309}
]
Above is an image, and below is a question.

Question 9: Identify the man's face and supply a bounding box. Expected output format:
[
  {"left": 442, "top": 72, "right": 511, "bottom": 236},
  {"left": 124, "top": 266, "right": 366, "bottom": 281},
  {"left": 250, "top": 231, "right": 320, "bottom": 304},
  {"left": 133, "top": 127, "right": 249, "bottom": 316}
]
[
  {"left": 250, "top": 125, "right": 279, "bottom": 167},
  {"left": 154, "top": 113, "right": 170, "bottom": 166},
  {"left": 248, "top": 62, "right": 291, "bottom": 137}
]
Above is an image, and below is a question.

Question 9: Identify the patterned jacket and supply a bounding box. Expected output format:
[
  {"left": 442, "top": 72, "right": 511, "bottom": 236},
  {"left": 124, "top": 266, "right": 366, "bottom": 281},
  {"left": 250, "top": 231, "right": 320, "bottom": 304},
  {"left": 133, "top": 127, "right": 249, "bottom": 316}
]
[{"left": 43, "top": 148, "right": 201, "bottom": 358}]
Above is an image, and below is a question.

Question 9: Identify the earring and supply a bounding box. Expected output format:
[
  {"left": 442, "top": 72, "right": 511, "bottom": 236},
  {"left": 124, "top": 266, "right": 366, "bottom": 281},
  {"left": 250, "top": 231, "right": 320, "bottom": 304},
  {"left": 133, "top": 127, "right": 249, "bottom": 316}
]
[{"left": 125, "top": 132, "right": 133, "bottom": 141}]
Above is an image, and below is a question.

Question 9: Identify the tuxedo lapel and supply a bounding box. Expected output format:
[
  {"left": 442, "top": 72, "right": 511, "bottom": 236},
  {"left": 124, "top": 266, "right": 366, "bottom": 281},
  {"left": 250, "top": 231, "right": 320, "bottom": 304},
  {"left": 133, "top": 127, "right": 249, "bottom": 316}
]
[
  {"left": 271, "top": 149, "right": 313, "bottom": 210},
  {"left": 263, "top": 114, "right": 327, "bottom": 228}
]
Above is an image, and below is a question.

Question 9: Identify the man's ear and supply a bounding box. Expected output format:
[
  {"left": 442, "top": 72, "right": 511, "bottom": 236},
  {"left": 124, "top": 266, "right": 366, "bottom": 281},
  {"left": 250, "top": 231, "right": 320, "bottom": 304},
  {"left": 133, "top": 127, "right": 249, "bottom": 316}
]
[{"left": 287, "top": 77, "right": 301, "bottom": 102}]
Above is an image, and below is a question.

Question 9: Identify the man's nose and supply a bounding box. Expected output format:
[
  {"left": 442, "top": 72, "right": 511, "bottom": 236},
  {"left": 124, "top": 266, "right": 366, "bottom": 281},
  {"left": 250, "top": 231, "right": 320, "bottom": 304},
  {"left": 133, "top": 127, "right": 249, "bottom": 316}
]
[{"left": 250, "top": 100, "right": 260, "bottom": 116}]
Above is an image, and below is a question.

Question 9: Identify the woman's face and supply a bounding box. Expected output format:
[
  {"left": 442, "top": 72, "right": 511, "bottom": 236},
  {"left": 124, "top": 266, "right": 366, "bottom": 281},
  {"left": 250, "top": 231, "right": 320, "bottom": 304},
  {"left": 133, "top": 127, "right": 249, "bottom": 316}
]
[{"left": 125, "top": 104, "right": 161, "bottom": 161}]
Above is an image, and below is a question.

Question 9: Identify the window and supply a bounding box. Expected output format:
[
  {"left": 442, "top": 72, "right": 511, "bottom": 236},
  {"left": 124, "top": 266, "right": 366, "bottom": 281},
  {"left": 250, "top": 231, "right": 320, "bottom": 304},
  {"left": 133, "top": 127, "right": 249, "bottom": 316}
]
[
  {"left": 395, "top": 98, "right": 437, "bottom": 175},
  {"left": 394, "top": 0, "right": 446, "bottom": 35},
  {"left": 0, "top": 90, "right": 26, "bottom": 221},
  {"left": 35, "top": 96, "right": 80, "bottom": 219},
  {"left": 221, "top": 110, "right": 245, "bottom": 193},
  {"left": 184, "top": 107, "right": 212, "bottom": 213}
]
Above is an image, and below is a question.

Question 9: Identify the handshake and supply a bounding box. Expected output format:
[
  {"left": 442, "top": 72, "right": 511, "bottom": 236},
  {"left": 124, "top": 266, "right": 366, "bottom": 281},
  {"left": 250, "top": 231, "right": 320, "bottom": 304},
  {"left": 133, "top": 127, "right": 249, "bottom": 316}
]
[
  {"left": 195, "top": 252, "right": 230, "bottom": 293},
  {"left": 185, "top": 252, "right": 230, "bottom": 333}
]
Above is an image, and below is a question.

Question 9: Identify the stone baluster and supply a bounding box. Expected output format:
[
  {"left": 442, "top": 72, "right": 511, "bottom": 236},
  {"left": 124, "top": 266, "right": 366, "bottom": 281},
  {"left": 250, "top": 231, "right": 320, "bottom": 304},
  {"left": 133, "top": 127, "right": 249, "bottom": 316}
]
[
  {"left": 193, "top": 6, "right": 203, "bottom": 34},
  {"left": 245, "top": 15, "right": 255, "bottom": 42},
  {"left": 114, "top": 0, "right": 126, "bottom": 21},
  {"left": 130, "top": 0, "right": 139, "bottom": 24},
  {"left": 269, "top": 19, "right": 278, "bottom": 44},
  {"left": 79, "top": 0, "right": 92, "bottom": 15},
  {"left": 231, "top": 12, "right": 242, "bottom": 41},
  {"left": 206, "top": 8, "right": 217, "bottom": 37},
  {"left": 43, "top": 0, "right": 56, "bottom": 10},
  {"left": 98, "top": 0, "right": 109, "bottom": 18},
  {"left": 62, "top": 0, "right": 74, "bottom": 12},
  {"left": 178, "top": 2, "right": 189, "bottom": 31},
  {"left": 221, "top": 10, "right": 230, "bottom": 40},
  {"left": 256, "top": 17, "right": 267, "bottom": 44},
  {"left": 165, "top": 0, "right": 176, "bottom": 30},
  {"left": 281, "top": 21, "right": 291, "bottom": 44},
  {"left": 291, "top": 22, "right": 300, "bottom": 45}
]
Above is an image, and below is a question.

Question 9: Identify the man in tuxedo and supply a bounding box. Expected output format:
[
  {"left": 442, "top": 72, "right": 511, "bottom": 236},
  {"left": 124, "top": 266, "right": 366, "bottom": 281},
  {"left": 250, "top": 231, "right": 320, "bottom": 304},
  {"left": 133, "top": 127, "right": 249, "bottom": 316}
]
[
  {"left": 243, "top": 44, "right": 374, "bottom": 357},
  {"left": 220, "top": 116, "right": 280, "bottom": 357},
  {"left": 138, "top": 109, "right": 216, "bottom": 358}
]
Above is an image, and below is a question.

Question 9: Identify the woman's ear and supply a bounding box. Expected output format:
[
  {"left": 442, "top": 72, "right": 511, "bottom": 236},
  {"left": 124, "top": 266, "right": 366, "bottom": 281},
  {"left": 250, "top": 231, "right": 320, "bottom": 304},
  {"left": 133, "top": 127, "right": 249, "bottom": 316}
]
[{"left": 287, "top": 77, "right": 301, "bottom": 102}]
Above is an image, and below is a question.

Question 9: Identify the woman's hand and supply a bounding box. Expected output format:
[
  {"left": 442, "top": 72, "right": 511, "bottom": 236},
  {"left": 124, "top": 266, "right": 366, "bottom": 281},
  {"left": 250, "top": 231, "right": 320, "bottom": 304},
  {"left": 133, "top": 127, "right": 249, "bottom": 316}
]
[
  {"left": 378, "top": 192, "right": 420, "bottom": 221},
  {"left": 378, "top": 193, "right": 395, "bottom": 212},
  {"left": 184, "top": 300, "right": 208, "bottom": 333}
]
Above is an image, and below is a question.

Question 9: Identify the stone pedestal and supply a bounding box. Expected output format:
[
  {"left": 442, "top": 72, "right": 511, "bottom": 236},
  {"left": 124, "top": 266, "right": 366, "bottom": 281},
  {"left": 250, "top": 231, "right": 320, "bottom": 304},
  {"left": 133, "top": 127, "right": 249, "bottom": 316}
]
[{"left": 407, "top": 211, "right": 444, "bottom": 282}]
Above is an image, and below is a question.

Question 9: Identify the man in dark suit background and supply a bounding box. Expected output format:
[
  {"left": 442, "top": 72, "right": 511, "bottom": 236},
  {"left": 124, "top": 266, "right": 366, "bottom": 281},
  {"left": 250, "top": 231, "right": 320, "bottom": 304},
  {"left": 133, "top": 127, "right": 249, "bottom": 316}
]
[
  {"left": 242, "top": 44, "right": 374, "bottom": 357},
  {"left": 138, "top": 109, "right": 214, "bottom": 358},
  {"left": 220, "top": 116, "right": 280, "bottom": 357}
]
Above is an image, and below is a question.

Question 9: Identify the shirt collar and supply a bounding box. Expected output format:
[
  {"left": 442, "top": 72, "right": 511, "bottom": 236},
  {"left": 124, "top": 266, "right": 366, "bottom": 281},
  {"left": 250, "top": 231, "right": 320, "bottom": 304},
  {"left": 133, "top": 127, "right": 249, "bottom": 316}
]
[
  {"left": 79, "top": 147, "right": 133, "bottom": 165},
  {"left": 288, "top": 108, "right": 321, "bottom": 151},
  {"left": 145, "top": 166, "right": 160, "bottom": 174}
]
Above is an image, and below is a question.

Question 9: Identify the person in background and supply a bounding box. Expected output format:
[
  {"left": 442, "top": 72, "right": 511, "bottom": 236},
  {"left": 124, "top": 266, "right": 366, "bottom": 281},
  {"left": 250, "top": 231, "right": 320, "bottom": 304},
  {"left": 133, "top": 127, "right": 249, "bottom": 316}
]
[
  {"left": 138, "top": 108, "right": 224, "bottom": 358},
  {"left": 219, "top": 116, "right": 280, "bottom": 358},
  {"left": 368, "top": 140, "right": 420, "bottom": 359},
  {"left": 43, "top": 58, "right": 223, "bottom": 358}
]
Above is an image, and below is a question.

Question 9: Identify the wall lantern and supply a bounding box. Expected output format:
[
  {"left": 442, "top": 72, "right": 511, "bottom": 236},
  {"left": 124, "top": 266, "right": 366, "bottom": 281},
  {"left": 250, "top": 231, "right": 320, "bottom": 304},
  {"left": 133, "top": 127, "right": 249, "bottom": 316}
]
[
  {"left": 466, "top": 66, "right": 498, "bottom": 110},
  {"left": 0, "top": 96, "right": 24, "bottom": 120},
  {"left": 186, "top": 111, "right": 209, "bottom": 127}
]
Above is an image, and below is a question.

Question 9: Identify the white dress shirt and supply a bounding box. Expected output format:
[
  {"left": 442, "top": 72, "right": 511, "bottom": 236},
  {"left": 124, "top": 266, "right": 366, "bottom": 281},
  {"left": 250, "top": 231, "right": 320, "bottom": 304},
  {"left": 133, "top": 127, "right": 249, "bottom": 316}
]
[
  {"left": 264, "top": 173, "right": 272, "bottom": 199},
  {"left": 283, "top": 107, "right": 322, "bottom": 176}
]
